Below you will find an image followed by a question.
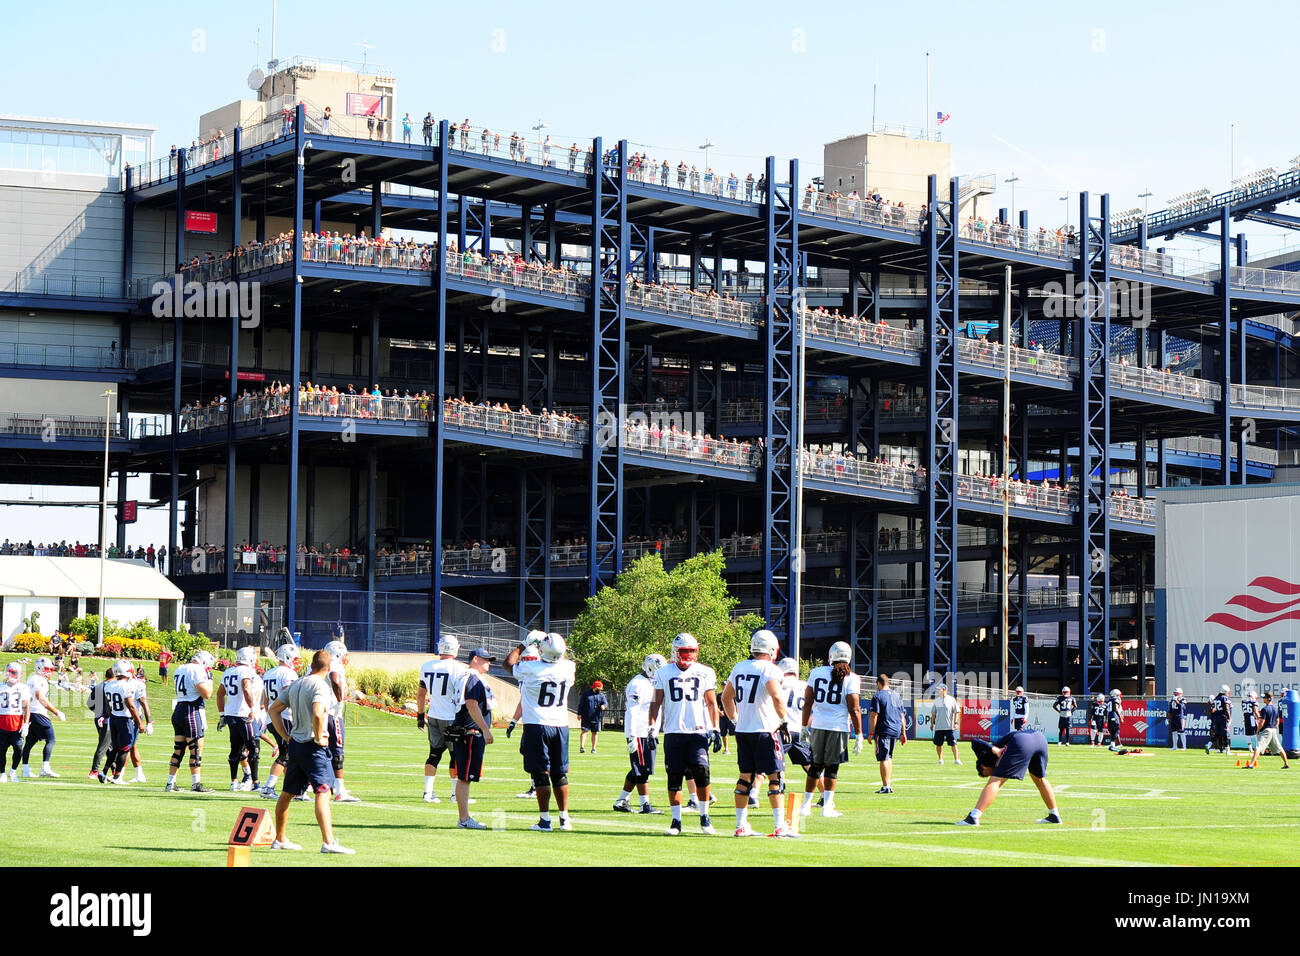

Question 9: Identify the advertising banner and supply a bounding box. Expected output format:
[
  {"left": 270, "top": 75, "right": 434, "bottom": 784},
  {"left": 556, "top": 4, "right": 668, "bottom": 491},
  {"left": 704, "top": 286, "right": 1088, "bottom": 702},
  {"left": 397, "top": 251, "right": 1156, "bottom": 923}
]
[
  {"left": 1161, "top": 492, "right": 1300, "bottom": 699},
  {"left": 960, "top": 698, "right": 1009, "bottom": 740}
]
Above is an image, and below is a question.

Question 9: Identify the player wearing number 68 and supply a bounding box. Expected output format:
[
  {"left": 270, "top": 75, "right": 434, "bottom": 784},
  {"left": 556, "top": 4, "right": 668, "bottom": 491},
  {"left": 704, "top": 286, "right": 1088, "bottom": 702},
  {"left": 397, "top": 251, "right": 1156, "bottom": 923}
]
[{"left": 504, "top": 632, "right": 576, "bottom": 832}]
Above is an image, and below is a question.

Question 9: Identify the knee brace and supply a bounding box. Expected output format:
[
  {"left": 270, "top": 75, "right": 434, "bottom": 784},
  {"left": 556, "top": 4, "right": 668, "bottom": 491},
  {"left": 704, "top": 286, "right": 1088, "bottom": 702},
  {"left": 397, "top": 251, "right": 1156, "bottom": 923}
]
[
  {"left": 807, "top": 763, "right": 825, "bottom": 780},
  {"left": 666, "top": 771, "right": 684, "bottom": 792},
  {"left": 332, "top": 753, "right": 344, "bottom": 774},
  {"left": 823, "top": 763, "right": 840, "bottom": 781},
  {"left": 531, "top": 772, "right": 551, "bottom": 790},
  {"left": 171, "top": 741, "right": 187, "bottom": 764},
  {"left": 767, "top": 777, "right": 784, "bottom": 797},
  {"left": 631, "top": 772, "right": 650, "bottom": 786},
  {"left": 734, "top": 776, "right": 752, "bottom": 797},
  {"left": 427, "top": 748, "right": 445, "bottom": 768},
  {"left": 549, "top": 773, "right": 568, "bottom": 790},
  {"left": 692, "top": 766, "right": 710, "bottom": 790}
]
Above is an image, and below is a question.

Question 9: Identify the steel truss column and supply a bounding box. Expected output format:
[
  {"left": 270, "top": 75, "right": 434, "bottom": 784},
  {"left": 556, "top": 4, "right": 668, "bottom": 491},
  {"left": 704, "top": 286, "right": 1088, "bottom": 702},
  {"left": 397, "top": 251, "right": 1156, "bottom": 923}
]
[
  {"left": 763, "top": 156, "right": 798, "bottom": 651},
  {"left": 849, "top": 508, "right": 878, "bottom": 675},
  {"left": 925, "top": 175, "right": 960, "bottom": 681},
  {"left": 519, "top": 468, "right": 552, "bottom": 629},
  {"left": 225, "top": 128, "right": 243, "bottom": 590},
  {"left": 587, "top": 137, "right": 627, "bottom": 594},
  {"left": 848, "top": 261, "right": 879, "bottom": 324},
  {"left": 1077, "top": 191, "right": 1111, "bottom": 696},
  {"left": 1220, "top": 207, "right": 1233, "bottom": 483},
  {"left": 429, "top": 120, "right": 451, "bottom": 651},
  {"left": 849, "top": 375, "right": 875, "bottom": 458},
  {"left": 285, "top": 105, "right": 306, "bottom": 631},
  {"left": 689, "top": 487, "right": 718, "bottom": 555},
  {"left": 452, "top": 459, "right": 486, "bottom": 545}
]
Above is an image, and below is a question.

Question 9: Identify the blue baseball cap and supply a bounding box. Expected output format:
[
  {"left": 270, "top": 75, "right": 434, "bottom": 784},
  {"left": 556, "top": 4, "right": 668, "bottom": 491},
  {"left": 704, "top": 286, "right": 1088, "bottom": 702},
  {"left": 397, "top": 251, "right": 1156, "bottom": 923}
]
[{"left": 471, "top": 647, "right": 496, "bottom": 662}]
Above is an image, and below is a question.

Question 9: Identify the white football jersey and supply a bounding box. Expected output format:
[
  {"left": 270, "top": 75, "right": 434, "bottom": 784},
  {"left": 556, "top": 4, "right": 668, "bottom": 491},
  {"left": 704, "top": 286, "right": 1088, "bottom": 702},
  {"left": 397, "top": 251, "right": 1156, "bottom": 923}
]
[
  {"left": 513, "top": 658, "right": 576, "bottom": 727},
  {"left": 172, "top": 662, "right": 210, "bottom": 703},
  {"left": 623, "top": 673, "right": 661, "bottom": 738},
  {"left": 419, "top": 657, "right": 469, "bottom": 721},
  {"left": 0, "top": 682, "right": 31, "bottom": 716},
  {"left": 220, "top": 665, "right": 257, "bottom": 718},
  {"left": 780, "top": 675, "right": 808, "bottom": 731},
  {"left": 105, "top": 678, "right": 140, "bottom": 718},
  {"left": 805, "top": 666, "right": 862, "bottom": 732},
  {"left": 328, "top": 658, "right": 347, "bottom": 718},
  {"left": 725, "top": 658, "right": 786, "bottom": 733},
  {"left": 27, "top": 674, "right": 49, "bottom": 717},
  {"left": 262, "top": 665, "right": 299, "bottom": 722},
  {"left": 653, "top": 662, "right": 717, "bottom": 735}
]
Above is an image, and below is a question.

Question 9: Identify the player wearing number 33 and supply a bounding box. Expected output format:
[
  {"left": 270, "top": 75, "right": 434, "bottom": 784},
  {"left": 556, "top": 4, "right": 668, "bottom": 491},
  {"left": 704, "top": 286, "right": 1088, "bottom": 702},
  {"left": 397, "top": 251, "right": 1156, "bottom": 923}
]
[{"left": 505, "top": 632, "right": 576, "bottom": 832}]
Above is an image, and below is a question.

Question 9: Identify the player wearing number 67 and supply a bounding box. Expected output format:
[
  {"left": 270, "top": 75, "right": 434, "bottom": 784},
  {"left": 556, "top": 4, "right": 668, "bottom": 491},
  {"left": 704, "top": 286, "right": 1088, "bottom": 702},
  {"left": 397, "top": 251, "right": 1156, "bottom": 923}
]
[
  {"left": 722, "top": 630, "right": 795, "bottom": 838},
  {"left": 504, "top": 633, "right": 576, "bottom": 832}
]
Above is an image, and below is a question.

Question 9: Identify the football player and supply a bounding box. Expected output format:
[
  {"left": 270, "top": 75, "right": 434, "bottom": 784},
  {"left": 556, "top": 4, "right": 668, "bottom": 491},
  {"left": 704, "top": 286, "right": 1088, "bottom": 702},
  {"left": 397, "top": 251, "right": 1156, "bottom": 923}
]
[
  {"left": 956, "top": 727, "right": 1062, "bottom": 826},
  {"left": 124, "top": 663, "right": 154, "bottom": 783},
  {"left": 86, "top": 666, "right": 114, "bottom": 779},
  {"left": 800, "top": 641, "right": 862, "bottom": 818},
  {"left": 1207, "top": 685, "right": 1233, "bottom": 754},
  {"left": 450, "top": 648, "right": 496, "bottom": 829},
  {"left": 504, "top": 632, "right": 576, "bottom": 831},
  {"left": 1052, "top": 686, "right": 1076, "bottom": 746},
  {"left": 165, "top": 650, "right": 215, "bottom": 793},
  {"left": 0, "top": 662, "right": 31, "bottom": 781},
  {"left": 417, "top": 634, "right": 469, "bottom": 803},
  {"left": 20, "top": 657, "right": 66, "bottom": 778},
  {"left": 614, "top": 652, "right": 668, "bottom": 815},
  {"left": 1089, "top": 693, "right": 1106, "bottom": 747},
  {"left": 324, "top": 640, "right": 359, "bottom": 802},
  {"left": 259, "top": 643, "right": 301, "bottom": 798},
  {"left": 217, "top": 646, "right": 264, "bottom": 792},
  {"left": 779, "top": 657, "right": 808, "bottom": 744},
  {"left": 1241, "top": 690, "right": 1260, "bottom": 761},
  {"left": 1105, "top": 689, "right": 1123, "bottom": 751},
  {"left": 1011, "top": 686, "right": 1028, "bottom": 730},
  {"left": 648, "top": 635, "right": 719, "bottom": 836},
  {"left": 100, "top": 660, "right": 142, "bottom": 784},
  {"left": 509, "top": 632, "right": 545, "bottom": 800},
  {"left": 722, "top": 629, "right": 793, "bottom": 838},
  {"left": 1168, "top": 687, "right": 1188, "bottom": 750}
]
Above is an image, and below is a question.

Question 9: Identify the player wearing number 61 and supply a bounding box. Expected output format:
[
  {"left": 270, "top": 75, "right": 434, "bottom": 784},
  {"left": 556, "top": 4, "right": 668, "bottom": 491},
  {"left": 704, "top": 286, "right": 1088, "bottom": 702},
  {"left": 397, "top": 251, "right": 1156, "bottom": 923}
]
[{"left": 504, "top": 632, "right": 576, "bottom": 832}]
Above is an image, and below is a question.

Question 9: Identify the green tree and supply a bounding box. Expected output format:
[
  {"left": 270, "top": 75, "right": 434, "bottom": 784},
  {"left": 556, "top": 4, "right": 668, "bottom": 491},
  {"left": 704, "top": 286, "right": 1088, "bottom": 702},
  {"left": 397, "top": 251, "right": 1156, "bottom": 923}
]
[{"left": 566, "top": 551, "right": 766, "bottom": 692}]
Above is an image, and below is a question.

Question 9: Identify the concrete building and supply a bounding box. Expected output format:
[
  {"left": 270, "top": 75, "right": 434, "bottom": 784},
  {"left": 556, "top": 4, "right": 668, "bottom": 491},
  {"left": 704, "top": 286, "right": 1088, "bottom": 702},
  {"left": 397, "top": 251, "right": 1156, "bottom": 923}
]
[{"left": 823, "top": 128, "right": 993, "bottom": 219}]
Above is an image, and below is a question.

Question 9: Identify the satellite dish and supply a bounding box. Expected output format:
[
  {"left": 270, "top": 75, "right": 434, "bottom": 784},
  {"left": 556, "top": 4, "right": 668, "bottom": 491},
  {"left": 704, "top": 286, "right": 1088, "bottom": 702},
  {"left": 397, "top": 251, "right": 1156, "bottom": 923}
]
[{"left": 247, "top": 68, "right": 266, "bottom": 91}]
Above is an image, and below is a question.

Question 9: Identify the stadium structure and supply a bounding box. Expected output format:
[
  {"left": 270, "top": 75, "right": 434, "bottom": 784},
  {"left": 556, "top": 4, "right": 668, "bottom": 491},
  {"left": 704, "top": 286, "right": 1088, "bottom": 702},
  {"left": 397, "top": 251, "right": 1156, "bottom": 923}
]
[{"left": 3, "top": 59, "right": 1300, "bottom": 698}]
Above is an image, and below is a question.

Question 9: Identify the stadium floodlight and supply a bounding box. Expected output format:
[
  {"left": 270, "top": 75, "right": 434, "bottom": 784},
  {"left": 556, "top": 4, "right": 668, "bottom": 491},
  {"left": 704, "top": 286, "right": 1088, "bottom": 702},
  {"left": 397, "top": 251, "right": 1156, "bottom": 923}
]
[
  {"left": 699, "top": 137, "right": 716, "bottom": 171},
  {"left": 297, "top": 139, "right": 313, "bottom": 167}
]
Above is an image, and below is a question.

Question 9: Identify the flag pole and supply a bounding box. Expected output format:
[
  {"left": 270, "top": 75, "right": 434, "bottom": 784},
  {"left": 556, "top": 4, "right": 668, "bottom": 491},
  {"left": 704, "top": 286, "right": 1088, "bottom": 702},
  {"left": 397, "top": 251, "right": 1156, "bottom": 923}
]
[{"left": 926, "top": 52, "right": 931, "bottom": 140}]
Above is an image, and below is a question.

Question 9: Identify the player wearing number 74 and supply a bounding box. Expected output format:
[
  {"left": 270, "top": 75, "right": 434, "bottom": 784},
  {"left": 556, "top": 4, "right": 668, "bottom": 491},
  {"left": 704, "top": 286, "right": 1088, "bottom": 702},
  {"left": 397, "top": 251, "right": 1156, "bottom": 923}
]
[{"left": 504, "top": 633, "right": 576, "bottom": 832}]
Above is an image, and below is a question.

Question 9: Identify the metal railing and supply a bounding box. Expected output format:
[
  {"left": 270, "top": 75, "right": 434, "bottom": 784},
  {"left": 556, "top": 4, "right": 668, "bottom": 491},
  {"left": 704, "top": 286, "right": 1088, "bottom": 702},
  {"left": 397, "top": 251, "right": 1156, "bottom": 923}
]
[
  {"left": 877, "top": 527, "right": 992, "bottom": 551},
  {"left": 444, "top": 403, "right": 589, "bottom": 445},
  {"left": 956, "top": 337, "right": 1076, "bottom": 379},
  {"left": 801, "top": 310, "right": 925, "bottom": 357},
  {"left": 803, "top": 193, "right": 924, "bottom": 233},
  {"left": 1108, "top": 496, "right": 1155, "bottom": 525},
  {"left": 622, "top": 425, "right": 761, "bottom": 470},
  {"left": 0, "top": 413, "right": 122, "bottom": 439},
  {"left": 0, "top": 342, "right": 148, "bottom": 370},
  {"left": 2, "top": 274, "right": 126, "bottom": 299},
  {"left": 960, "top": 221, "right": 1079, "bottom": 260},
  {"left": 1230, "top": 383, "right": 1300, "bottom": 413},
  {"left": 718, "top": 397, "right": 845, "bottom": 424},
  {"left": 445, "top": 122, "right": 594, "bottom": 174},
  {"left": 958, "top": 474, "right": 1077, "bottom": 515},
  {"left": 798, "top": 452, "right": 925, "bottom": 494},
  {"left": 444, "top": 250, "right": 590, "bottom": 297},
  {"left": 625, "top": 283, "right": 761, "bottom": 328},
  {"left": 1109, "top": 363, "right": 1220, "bottom": 401},
  {"left": 1108, "top": 245, "right": 1220, "bottom": 283},
  {"left": 637, "top": 161, "right": 760, "bottom": 202}
]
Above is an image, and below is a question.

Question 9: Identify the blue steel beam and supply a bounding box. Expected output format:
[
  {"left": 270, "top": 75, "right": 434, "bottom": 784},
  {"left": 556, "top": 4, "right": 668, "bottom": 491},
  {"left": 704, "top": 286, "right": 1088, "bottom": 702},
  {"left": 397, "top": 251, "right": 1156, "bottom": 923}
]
[
  {"left": 429, "top": 120, "right": 450, "bottom": 652},
  {"left": 762, "top": 156, "right": 798, "bottom": 653},
  {"left": 1078, "top": 191, "right": 1111, "bottom": 696},
  {"left": 924, "top": 175, "right": 960, "bottom": 683},
  {"left": 519, "top": 467, "right": 551, "bottom": 629},
  {"left": 587, "top": 137, "right": 627, "bottom": 594},
  {"left": 285, "top": 105, "right": 306, "bottom": 632},
  {"left": 849, "top": 508, "right": 878, "bottom": 675},
  {"left": 225, "top": 127, "right": 243, "bottom": 591}
]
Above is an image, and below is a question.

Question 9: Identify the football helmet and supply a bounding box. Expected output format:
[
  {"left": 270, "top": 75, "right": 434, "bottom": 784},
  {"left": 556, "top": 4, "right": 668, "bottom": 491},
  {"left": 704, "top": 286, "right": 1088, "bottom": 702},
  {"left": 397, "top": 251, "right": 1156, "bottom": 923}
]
[
  {"left": 1015, "top": 686, "right": 1025, "bottom": 695},
  {"left": 671, "top": 633, "right": 699, "bottom": 664},
  {"left": 324, "top": 640, "right": 349, "bottom": 663},
  {"left": 778, "top": 657, "right": 799, "bottom": 675},
  {"left": 642, "top": 653, "right": 667, "bottom": 677},
  {"left": 236, "top": 646, "right": 258, "bottom": 666},
  {"left": 276, "top": 644, "right": 301, "bottom": 666},
  {"left": 1220, "top": 684, "right": 1231, "bottom": 694},
  {"left": 539, "top": 632, "right": 567, "bottom": 663},
  {"left": 113, "top": 659, "right": 135, "bottom": 677},
  {"left": 33, "top": 657, "right": 54, "bottom": 676},
  {"left": 191, "top": 650, "right": 215, "bottom": 668},
  {"left": 1061, "top": 686, "right": 1071, "bottom": 696},
  {"left": 1174, "top": 687, "right": 1183, "bottom": 696},
  {"left": 1249, "top": 691, "right": 1258, "bottom": 701},
  {"left": 1095, "top": 693, "right": 1104, "bottom": 702},
  {"left": 436, "top": 634, "right": 460, "bottom": 657},
  {"left": 520, "top": 642, "right": 541, "bottom": 662},
  {"left": 5, "top": 662, "right": 22, "bottom": 682},
  {"left": 524, "top": 629, "right": 547, "bottom": 647},
  {"left": 827, "top": 641, "right": 852, "bottom": 665},
  {"left": 749, "top": 629, "right": 779, "bottom": 658},
  {"left": 1109, "top": 689, "right": 1121, "bottom": 699}
]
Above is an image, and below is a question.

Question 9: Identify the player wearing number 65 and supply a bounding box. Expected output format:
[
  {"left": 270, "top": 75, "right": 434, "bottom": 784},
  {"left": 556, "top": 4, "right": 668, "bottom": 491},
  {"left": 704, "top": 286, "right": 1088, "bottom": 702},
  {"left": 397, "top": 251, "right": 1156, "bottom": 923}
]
[{"left": 504, "top": 632, "right": 576, "bottom": 832}]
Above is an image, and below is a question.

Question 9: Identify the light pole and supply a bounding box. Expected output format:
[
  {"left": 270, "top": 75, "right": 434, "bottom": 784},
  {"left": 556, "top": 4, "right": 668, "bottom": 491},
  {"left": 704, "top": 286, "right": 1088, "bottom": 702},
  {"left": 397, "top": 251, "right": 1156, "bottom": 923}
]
[
  {"left": 97, "top": 388, "right": 116, "bottom": 649},
  {"left": 857, "top": 157, "right": 870, "bottom": 195},
  {"left": 1059, "top": 193, "right": 1070, "bottom": 230},
  {"left": 698, "top": 138, "right": 715, "bottom": 175},
  {"left": 1004, "top": 173, "right": 1020, "bottom": 220},
  {"left": 531, "top": 119, "right": 548, "bottom": 164},
  {"left": 1138, "top": 189, "right": 1153, "bottom": 218}
]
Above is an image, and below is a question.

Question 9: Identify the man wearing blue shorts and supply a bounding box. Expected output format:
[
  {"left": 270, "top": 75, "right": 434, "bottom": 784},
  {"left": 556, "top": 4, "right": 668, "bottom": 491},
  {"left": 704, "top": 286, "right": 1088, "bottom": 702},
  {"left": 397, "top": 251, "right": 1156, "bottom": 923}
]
[{"left": 957, "top": 727, "right": 1061, "bottom": 826}]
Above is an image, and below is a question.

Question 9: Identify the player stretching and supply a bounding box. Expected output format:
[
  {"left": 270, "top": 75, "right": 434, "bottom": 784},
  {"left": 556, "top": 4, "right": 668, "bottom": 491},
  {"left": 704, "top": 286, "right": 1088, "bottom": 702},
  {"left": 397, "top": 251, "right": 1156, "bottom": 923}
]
[
  {"left": 722, "top": 629, "right": 793, "bottom": 838},
  {"left": 20, "top": 657, "right": 65, "bottom": 778},
  {"left": 218, "top": 646, "right": 264, "bottom": 792},
  {"left": 1011, "top": 686, "right": 1028, "bottom": 730},
  {"left": 505, "top": 632, "right": 576, "bottom": 832},
  {"left": 100, "top": 660, "right": 142, "bottom": 784},
  {"left": 614, "top": 653, "right": 667, "bottom": 815},
  {"left": 648, "top": 635, "right": 719, "bottom": 835},
  {"left": 0, "top": 663, "right": 31, "bottom": 782},
  {"left": 1052, "top": 686, "right": 1076, "bottom": 747},
  {"left": 324, "top": 640, "right": 359, "bottom": 802},
  {"left": 417, "top": 634, "right": 468, "bottom": 803},
  {"left": 165, "top": 650, "right": 215, "bottom": 793},
  {"left": 956, "top": 727, "right": 1062, "bottom": 826},
  {"left": 1089, "top": 694, "right": 1106, "bottom": 746},
  {"left": 800, "top": 641, "right": 862, "bottom": 819},
  {"left": 1168, "top": 688, "right": 1188, "bottom": 750},
  {"left": 259, "top": 644, "right": 301, "bottom": 798},
  {"left": 1105, "top": 690, "right": 1123, "bottom": 751}
]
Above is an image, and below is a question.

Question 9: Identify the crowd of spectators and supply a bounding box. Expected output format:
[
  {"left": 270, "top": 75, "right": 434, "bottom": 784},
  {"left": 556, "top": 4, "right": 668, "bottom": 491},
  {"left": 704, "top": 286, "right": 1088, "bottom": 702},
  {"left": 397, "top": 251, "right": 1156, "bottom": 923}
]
[
  {"left": 804, "top": 184, "right": 918, "bottom": 229},
  {"left": 0, "top": 539, "right": 168, "bottom": 568},
  {"left": 625, "top": 275, "right": 758, "bottom": 325},
  {"left": 622, "top": 417, "right": 762, "bottom": 469},
  {"left": 168, "top": 130, "right": 227, "bottom": 172}
]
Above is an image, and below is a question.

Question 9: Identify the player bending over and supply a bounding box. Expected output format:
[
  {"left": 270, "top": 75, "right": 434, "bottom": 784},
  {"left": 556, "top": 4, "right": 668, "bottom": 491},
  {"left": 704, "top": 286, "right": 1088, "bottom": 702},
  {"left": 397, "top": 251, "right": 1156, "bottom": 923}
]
[{"left": 957, "top": 727, "right": 1062, "bottom": 826}]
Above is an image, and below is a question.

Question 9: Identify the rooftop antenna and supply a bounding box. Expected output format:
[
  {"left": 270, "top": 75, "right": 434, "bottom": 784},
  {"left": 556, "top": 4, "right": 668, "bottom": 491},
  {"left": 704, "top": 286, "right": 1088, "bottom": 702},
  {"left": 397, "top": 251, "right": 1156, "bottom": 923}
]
[
  {"left": 271, "top": 0, "right": 277, "bottom": 65},
  {"left": 356, "top": 41, "right": 376, "bottom": 74}
]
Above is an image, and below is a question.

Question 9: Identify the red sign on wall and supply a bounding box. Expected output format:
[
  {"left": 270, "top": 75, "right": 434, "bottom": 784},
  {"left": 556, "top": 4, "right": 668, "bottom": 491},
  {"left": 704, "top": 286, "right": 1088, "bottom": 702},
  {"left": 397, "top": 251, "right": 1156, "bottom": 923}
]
[
  {"left": 121, "top": 500, "right": 137, "bottom": 524},
  {"left": 223, "top": 371, "right": 267, "bottom": 382},
  {"left": 185, "top": 211, "right": 218, "bottom": 234}
]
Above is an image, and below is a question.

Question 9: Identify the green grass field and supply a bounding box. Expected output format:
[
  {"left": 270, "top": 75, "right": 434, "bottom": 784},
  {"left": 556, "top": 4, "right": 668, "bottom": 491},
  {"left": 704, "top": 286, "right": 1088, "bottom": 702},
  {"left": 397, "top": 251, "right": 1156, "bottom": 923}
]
[{"left": 1, "top": 651, "right": 1294, "bottom": 867}]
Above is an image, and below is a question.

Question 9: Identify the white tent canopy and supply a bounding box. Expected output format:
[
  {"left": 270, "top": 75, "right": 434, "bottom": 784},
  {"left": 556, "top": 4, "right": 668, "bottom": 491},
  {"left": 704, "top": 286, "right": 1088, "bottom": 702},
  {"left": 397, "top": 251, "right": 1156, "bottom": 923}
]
[{"left": 0, "top": 556, "right": 182, "bottom": 600}]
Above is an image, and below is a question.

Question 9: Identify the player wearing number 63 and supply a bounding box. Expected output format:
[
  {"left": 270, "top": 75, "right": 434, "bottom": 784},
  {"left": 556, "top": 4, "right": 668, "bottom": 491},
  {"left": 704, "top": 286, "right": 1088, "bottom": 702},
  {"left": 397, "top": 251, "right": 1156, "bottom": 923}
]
[
  {"left": 504, "top": 632, "right": 576, "bottom": 832},
  {"left": 799, "top": 641, "right": 863, "bottom": 819},
  {"left": 648, "top": 634, "right": 719, "bottom": 836}
]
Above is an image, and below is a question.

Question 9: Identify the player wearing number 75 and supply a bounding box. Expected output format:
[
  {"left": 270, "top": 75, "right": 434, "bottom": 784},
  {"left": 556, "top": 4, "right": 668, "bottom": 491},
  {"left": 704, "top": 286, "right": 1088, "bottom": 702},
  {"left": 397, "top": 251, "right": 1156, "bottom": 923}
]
[{"left": 504, "top": 633, "right": 577, "bottom": 832}]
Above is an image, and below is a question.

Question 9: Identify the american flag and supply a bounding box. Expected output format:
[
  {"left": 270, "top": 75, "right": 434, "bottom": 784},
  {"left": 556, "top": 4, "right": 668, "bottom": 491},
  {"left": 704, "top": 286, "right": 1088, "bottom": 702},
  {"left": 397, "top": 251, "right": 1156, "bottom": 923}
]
[{"left": 937, "top": 112, "right": 951, "bottom": 125}]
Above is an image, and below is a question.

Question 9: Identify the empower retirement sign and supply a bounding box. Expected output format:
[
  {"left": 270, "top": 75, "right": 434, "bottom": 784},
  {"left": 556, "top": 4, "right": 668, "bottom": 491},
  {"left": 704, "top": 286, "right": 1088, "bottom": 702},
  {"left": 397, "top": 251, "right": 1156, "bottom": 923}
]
[{"left": 1156, "top": 485, "right": 1300, "bottom": 699}]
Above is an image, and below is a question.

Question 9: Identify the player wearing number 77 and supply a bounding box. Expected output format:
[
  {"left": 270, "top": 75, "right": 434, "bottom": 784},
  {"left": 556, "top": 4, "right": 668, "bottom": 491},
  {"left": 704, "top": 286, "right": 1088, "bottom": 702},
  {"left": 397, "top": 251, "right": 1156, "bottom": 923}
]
[
  {"left": 416, "top": 634, "right": 469, "bottom": 804},
  {"left": 504, "top": 632, "right": 576, "bottom": 832}
]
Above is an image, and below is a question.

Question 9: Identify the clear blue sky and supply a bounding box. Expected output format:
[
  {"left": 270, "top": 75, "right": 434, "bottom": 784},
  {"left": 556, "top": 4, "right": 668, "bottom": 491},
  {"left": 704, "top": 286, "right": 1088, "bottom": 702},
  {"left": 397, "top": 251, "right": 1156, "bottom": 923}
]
[{"left": 2, "top": 0, "right": 1297, "bottom": 545}]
